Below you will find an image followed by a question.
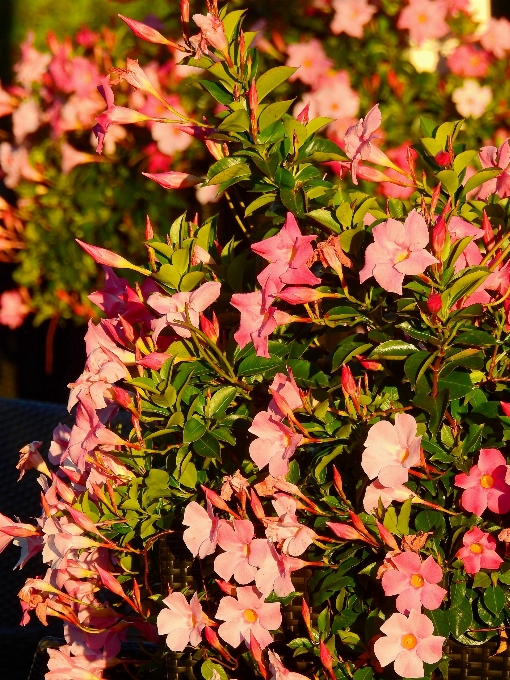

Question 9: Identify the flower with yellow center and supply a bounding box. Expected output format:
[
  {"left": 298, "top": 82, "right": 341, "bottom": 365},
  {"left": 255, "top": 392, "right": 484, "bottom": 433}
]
[
  {"left": 470, "top": 542, "right": 484, "bottom": 554},
  {"left": 410, "top": 574, "right": 424, "bottom": 588},
  {"left": 480, "top": 474, "right": 494, "bottom": 489},
  {"left": 244, "top": 608, "right": 258, "bottom": 623},
  {"left": 401, "top": 633, "right": 418, "bottom": 650}
]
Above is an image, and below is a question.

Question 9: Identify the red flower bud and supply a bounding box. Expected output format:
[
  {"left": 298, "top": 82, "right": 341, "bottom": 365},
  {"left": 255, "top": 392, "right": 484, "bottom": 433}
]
[
  {"left": 434, "top": 150, "right": 451, "bottom": 167},
  {"left": 427, "top": 292, "right": 442, "bottom": 315},
  {"left": 356, "top": 355, "right": 383, "bottom": 371},
  {"left": 500, "top": 402, "right": 510, "bottom": 417},
  {"left": 320, "top": 641, "right": 336, "bottom": 680},
  {"left": 482, "top": 210, "right": 494, "bottom": 250}
]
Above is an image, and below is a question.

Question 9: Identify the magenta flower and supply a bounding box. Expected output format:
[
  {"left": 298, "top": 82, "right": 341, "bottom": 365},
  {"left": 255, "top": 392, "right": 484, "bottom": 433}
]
[
  {"left": 477, "top": 139, "right": 510, "bottom": 200},
  {"left": 361, "top": 413, "right": 422, "bottom": 487},
  {"left": 215, "top": 585, "right": 282, "bottom": 649},
  {"left": 457, "top": 526, "right": 503, "bottom": 574},
  {"left": 148, "top": 281, "right": 221, "bottom": 344},
  {"left": 359, "top": 210, "right": 438, "bottom": 295},
  {"left": 268, "top": 650, "right": 309, "bottom": 680},
  {"left": 182, "top": 500, "right": 221, "bottom": 559},
  {"left": 455, "top": 448, "right": 510, "bottom": 516},
  {"left": 374, "top": 609, "right": 445, "bottom": 678},
  {"left": 251, "top": 213, "right": 320, "bottom": 306},
  {"left": 157, "top": 592, "right": 209, "bottom": 651},
  {"left": 382, "top": 553, "right": 446, "bottom": 615},
  {"left": 214, "top": 520, "right": 269, "bottom": 585},
  {"left": 397, "top": 0, "right": 449, "bottom": 45},
  {"left": 231, "top": 291, "right": 293, "bottom": 359},
  {"left": 248, "top": 411, "right": 303, "bottom": 477}
]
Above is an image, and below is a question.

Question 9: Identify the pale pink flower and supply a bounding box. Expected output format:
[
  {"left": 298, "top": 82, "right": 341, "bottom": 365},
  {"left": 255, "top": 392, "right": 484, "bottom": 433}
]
[
  {"left": 16, "top": 441, "right": 50, "bottom": 480},
  {"left": 0, "top": 289, "right": 30, "bottom": 329},
  {"left": 215, "top": 520, "right": 269, "bottom": 585},
  {"left": 192, "top": 14, "right": 229, "bottom": 57},
  {"left": 457, "top": 526, "right": 503, "bottom": 574},
  {"left": 477, "top": 139, "right": 510, "bottom": 200},
  {"left": 252, "top": 213, "right": 320, "bottom": 305},
  {"left": 452, "top": 80, "right": 492, "bottom": 119},
  {"left": 61, "top": 143, "right": 100, "bottom": 175},
  {"left": 265, "top": 495, "right": 316, "bottom": 556},
  {"left": 0, "top": 83, "right": 16, "bottom": 117},
  {"left": 49, "top": 52, "right": 100, "bottom": 97},
  {"left": 374, "top": 609, "right": 445, "bottom": 678},
  {"left": 215, "top": 586, "right": 282, "bottom": 649},
  {"left": 344, "top": 104, "right": 386, "bottom": 183},
  {"left": 359, "top": 210, "right": 438, "bottom": 295},
  {"left": 157, "top": 592, "right": 209, "bottom": 651},
  {"left": 480, "top": 18, "right": 510, "bottom": 60},
  {"left": 362, "top": 413, "right": 422, "bottom": 487},
  {"left": 13, "top": 32, "right": 51, "bottom": 88},
  {"left": 249, "top": 411, "right": 303, "bottom": 477},
  {"left": 269, "top": 370, "right": 302, "bottom": 415},
  {"left": 286, "top": 40, "right": 333, "bottom": 86},
  {"left": 84, "top": 319, "right": 135, "bottom": 366},
  {"left": 447, "top": 216, "right": 483, "bottom": 272},
  {"left": 268, "top": 650, "right": 309, "bottom": 680},
  {"left": 230, "top": 291, "right": 293, "bottom": 358},
  {"left": 67, "top": 348, "right": 128, "bottom": 411},
  {"left": 143, "top": 171, "right": 202, "bottom": 189},
  {"left": 0, "top": 143, "right": 42, "bottom": 188},
  {"left": 255, "top": 543, "right": 308, "bottom": 597},
  {"left": 0, "top": 513, "right": 40, "bottom": 558},
  {"left": 151, "top": 118, "right": 193, "bottom": 156},
  {"left": 331, "top": 0, "right": 377, "bottom": 38},
  {"left": 148, "top": 281, "right": 221, "bottom": 344},
  {"left": 46, "top": 644, "right": 111, "bottom": 680},
  {"left": 307, "top": 71, "right": 360, "bottom": 121},
  {"left": 220, "top": 470, "right": 250, "bottom": 501},
  {"left": 397, "top": 0, "right": 449, "bottom": 45},
  {"left": 196, "top": 184, "right": 222, "bottom": 205},
  {"left": 447, "top": 0, "right": 469, "bottom": 15},
  {"left": 447, "top": 45, "right": 490, "bottom": 78},
  {"left": 454, "top": 448, "right": 510, "bottom": 516},
  {"left": 382, "top": 553, "right": 446, "bottom": 614},
  {"left": 182, "top": 500, "right": 221, "bottom": 558},
  {"left": 363, "top": 480, "right": 415, "bottom": 513},
  {"left": 48, "top": 424, "right": 72, "bottom": 465}
]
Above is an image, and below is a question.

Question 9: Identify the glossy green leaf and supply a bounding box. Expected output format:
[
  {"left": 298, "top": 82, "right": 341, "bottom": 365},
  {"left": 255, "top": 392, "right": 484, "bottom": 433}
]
[
  {"left": 256, "top": 66, "right": 297, "bottom": 102},
  {"left": 306, "top": 208, "right": 341, "bottom": 232},
  {"left": 193, "top": 432, "right": 221, "bottom": 458},
  {"left": 258, "top": 100, "right": 294, "bottom": 131},
  {"left": 461, "top": 168, "right": 502, "bottom": 197},
  {"left": 209, "top": 387, "right": 237, "bottom": 417},
  {"left": 484, "top": 586, "right": 505, "bottom": 615},
  {"left": 183, "top": 417, "right": 206, "bottom": 443},
  {"left": 369, "top": 340, "right": 418, "bottom": 360}
]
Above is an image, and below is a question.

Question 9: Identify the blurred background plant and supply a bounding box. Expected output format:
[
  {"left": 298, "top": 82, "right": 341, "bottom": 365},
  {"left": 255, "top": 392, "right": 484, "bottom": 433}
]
[{"left": 1, "top": 0, "right": 510, "bottom": 402}]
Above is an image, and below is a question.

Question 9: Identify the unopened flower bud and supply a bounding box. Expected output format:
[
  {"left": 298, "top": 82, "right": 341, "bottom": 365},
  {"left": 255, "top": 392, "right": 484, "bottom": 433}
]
[
  {"left": 435, "top": 150, "right": 451, "bottom": 167},
  {"left": 482, "top": 210, "right": 494, "bottom": 250},
  {"left": 427, "top": 292, "right": 442, "bottom": 315},
  {"left": 320, "top": 641, "right": 336, "bottom": 680},
  {"left": 500, "top": 402, "right": 510, "bottom": 417},
  {"left": 200, "top": 311, "right": 220, "bottom": 343}
]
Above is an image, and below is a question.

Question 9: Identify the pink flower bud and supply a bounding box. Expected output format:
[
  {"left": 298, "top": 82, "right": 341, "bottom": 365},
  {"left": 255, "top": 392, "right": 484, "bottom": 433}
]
[
  {"left": 193, "top": 14, "right": 229, "bottom": 55},
  {"left": 142, "top": 171, "right": 203, "bottom": 189},
  {"left": 341, "top": 364, "right": 357, "bottom": 399},
  {"left": 250, "top": 489, "right": 266, "bottom": 521},
  {"left": 501, "top": 402, "right": 510, "bottom": 417},
  {"left": 320, "top": 641, "right": 336, "bottom": 680},
  {"left": 136, "top": 353, "right": 172, "bottom": 370},
  {"left": 201, "top": 484, "right": 240, "bottom": 518},
  {"left": 200, "top": 311, "right": 220, "bottom": 342},
  {"left": 296, "top": 103, "right": 310, "bottom": 125},
  {"left": 332, "top": 465, "right": 347, "bottom": 502},
  {"left": 76, "top": 239, "right": 147, "bottom": 273},
  {"left": 431, "top": 215, "right": 447, "bottom": 258},
  {"left": 53, "top": 475, "right": 76, "bottom": 504},
  {"left": 277, "top": 287, "right": 326, "bottom": 304},
  {"left": 482, "top": 210, "right": 494, "bottom": 250},
  {"left": 65, "top": 505, "right": 103, "bottom": 537},
  {"left": 435, "top": 150, "right": 451, "bottom": 166},
  {"left": 376, "top": 520, "right": 399, "bottom": 550},
  {"left": 356, "top": 355, "right": 383, "bottom": 371},
  {"left": 118, "top": 14, "right": 182, "bottom": 48},
  {"left": 427, "top": 292, "right": 442, "bottom": 315},
  {"left": 215, "top": 579, "right": 237, "bottom": 596}
]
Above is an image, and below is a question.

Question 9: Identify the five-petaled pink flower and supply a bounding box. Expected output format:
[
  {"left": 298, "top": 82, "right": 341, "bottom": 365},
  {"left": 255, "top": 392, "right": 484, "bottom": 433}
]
[
  {"left": 331, "top": 0, "right": 376, "bottom": 38},
  {"left": 157, "top": 592, "right": 210, "bottom": 651},
  {"left": 374, "top": 609, "right": 445, "bottom": 678},
  {"left": 480, "top": 17, "right": 510, "bottom": 60},
  {"left": 477, "top": 139, "right": 510, "bottom": 200},
  {"left": 231, "top": 291, "right": 293, "bottom": 359},
  {"left": 286, "top": 40, "right": 333, "bottom": 86},
  {"left": 344, "top": 104, "right": 384, "bottom": 184},
  {"left": 454, "top": 448, "right": 510, "bottom": 516},
  {"left": 397, "top": 0, "right": 449, "bottom": 46},
  {"left": 382, "top": 553, "right": 447, "bottom": 615},
  {"left": 363, "top": 480, "right": 415, "bottom": 513},
  {"left": 255, "top": 543, "right": 308, "bottom": 597},
  {"left": 148, "top": 281, "right": 221, "bottom": 345},
  {"left": 251, "top": 213, "right": 320, "bottom": 306},
  {"left": 457, "top": 526, "right": 503, "bottom": 574},
  {"left": 359, "top": 210, "right": 438, "bottom": 295},
  {"left": 265, "top": 495, "right": 316, "bottom": 556},
  {"left": 268, "top": 649, "right": 309, "bottom": 680},
  {"left": 182, "top": 500, "right": 222, "bottom": 558},
  {"left": 214, "top": 520, "right": 269, "bottom": 585},
  {"left": 215, "top": 585, "right": 282, "bottom": 649},
  {"left": 361, "top": 413, "right": 422, "bottom": 487},
  {"left": 248, "top": 411, "right": 303, "bottom": 477}
]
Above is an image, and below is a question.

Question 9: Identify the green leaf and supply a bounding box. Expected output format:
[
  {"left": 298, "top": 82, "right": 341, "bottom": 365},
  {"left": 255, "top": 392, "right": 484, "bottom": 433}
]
[
  {"left": 443, "top": 268, "right": 490, "bottom": 308},
  {"left": 258, "top": 100, "right": 294, "bottom": 131},
  {"left": 222, "top": 9, "right": 247, "bottom": 41},
  {"left": 238, "top": 354, "right": 285, "bottom": 377},
  {"left": 198, "top": 79, "right": 232, "bottom": 105},
  {"left": 256, "top": 66, "right": 298, "bottom": 102},
  {"left": 473, "top": 572, "right": 491, "bottom": 588},
  {"left": 332, "top": 341, "right": 373, "bottom": 370},
  {"left": 193, "top": 432, "right": 221, "bottom": 459},
  {"left": 154, "top": 264, "right": 181, "bottom": 289},
  {"left": 428, "top": 609, "right": 450, "bottom": 637},
  {"left": 404, "top": 351, "right": 434, "bottom": 389},
  {"left": 209, "top": 387, "right": 237, "bottom": 417},
  {"left": 305, "top": 117, "right": 335, "bottom": 136},
  {"left": 413, "top": 390, "right": 449, "bottom": 435},
  {"left": 369, "top": 340, "right": 418, "bottom": 360},
  {"left": 201, "top": 659, "right": 228, "bottom": 680},
  {"left": 437, "top": 370, "right": 473, "bottom": 400},
  {"left": 179, "top": 460, "right": 197, "bottom": 488},
  {"left": 397, "top": 498, "right": 413, "bottom": 535},
  {"left": 454, "top": 330, "right": 497, "bottom": 346},
  {"left": 447, "top": 599, "right": 473, "bottom": 638},
  {"left": 415, "top": 510, "right": 445, "bottom": 533},
  {"left": 126, "top": 377, "right": 159, "bottom": 394},
  {"left": 461, "top": 168, "right": 503, "bottom": 197},
  {"left": 454, "top": 150, "right": 478, "bottom": 175},
  {"left": 436, "top": 169, "right": 460, "bottom": 196},
  {"left": 462, "top": 424, "right": 484, "bottom": 454},
  {"left": 217, "top": 109, "right": 251, "bottom": 133},
  {"left": 244, "top": 193, "right": 276, "bottom": 216},
  {"left": 420, "top": 117, "right": 437, "bottom": 137},
  {"left": 484, "top": 586, "right": 505, "bottom": 615},
  {"left": 306, "top": 208, "right": 341, "bottom": 233},
  {"left": 206, "top": 159, "right": 251, "bottom": 186},
  {"left": 183, "top": 417, "right": 206, "bottom": 443},
  {"left": 296, "top": 137, "right": 347, "bottom": 163},
  {"left": 353, "top": 669, "right": 374, "bottom": 680},
  {"left": 146, "top": 469, "right": 170, "bottom": 488},
  {"left": 180, "top": 271, "right": 205, "bottom": 292}
]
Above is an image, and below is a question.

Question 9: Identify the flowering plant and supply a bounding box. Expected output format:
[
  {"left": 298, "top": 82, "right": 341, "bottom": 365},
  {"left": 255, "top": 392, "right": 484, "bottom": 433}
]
[
  {"left": 2, "top": 0, "right": 510, "bottom": 331},
  {"left": 4, "top": 2, "right": 510, "bottom": 680}
]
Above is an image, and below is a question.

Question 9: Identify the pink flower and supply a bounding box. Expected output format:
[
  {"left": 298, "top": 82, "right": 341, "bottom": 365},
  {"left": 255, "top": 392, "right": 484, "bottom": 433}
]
[
  {"left": 46, "top": 644, "right": 111, "bottom": 680},
  {"left": 480, "top": 18, "right": 510, "bottom": 60},
  {"left": 477, "top": 139, "right": 510, "bottom": 200},
  {"left": 363, "top": 480, "right": 415, "bottom": 513},
  {"left": 215, "top": 585, "right": 282, "bottom": 649},
  {"left": 16, "top": 441, "right": 50, "bottom": 480},
  {"left": 0, "top": 142, "right": 43, "bottom": 188},
  {"left": 331, "top": 0, "right": 377, "bottom": 38},
  {"left": 182, "top": 500, "right": 221, "bottom": 558},
  {"left": 192, "top": 14, "right": 229, "bottom": 57},
  {"left": 359, "top": 210, "right": 438, "bottom": 295},
  {"left": 447, "top": 45, "right": 490, "bottom": 78},
  {"left": 13, "top": 32, "right": 51, "bottom": 88},
  {"left": 454, "top": 448, "right": 510, "bottom": 516},
  {"left": 397, "top": 0, "right": 449, "bottom": 45},
  {"left": 12, "top": 99, "right": 42, "bottom": 144},
  {"left": 268, "top": 650, "right": 309, "bottom": 680},
  {"left": 0, "top": 289, "right": 29, "bottom": 329},
  {"left": 344, "top": 104, "right": 384, "bottom": 184},
  {"left": 452, "top": 80, "right": 492, "bottom": 119},
  {"left": 252, "top": 213, "right": 320, "bottom": 306},
  {"left": 382, "top": 553, "right": 446, "bottom": 614},
  {"left": 214, "top": 520, "right": 269, "bottom": 585},
  {"left": 304, "top": 71, "right": 360, "bottom": 122},
  {"left": 447, "top": 216, "right": 483, "bottom": 272},
  {"left": 230, "top": 291, "right": 292, "bottom": 358},
  {"left": 286, "top": 40, "right": 333, "bottom": 85},
  {"left": 457, "top": 526, "right": 503, "bottom": 574},
  {"left": 249, "top": 411, "right": 303, "bottom": 477},
  {"left": 374, "top": 609, "right": 445, "bottom": 678},
  {"left": 255, "top": 544, "right": 308, "bottom": 597},
  {"left": 265, "top": 495, "right": 316, "bottom": 556},
  {"left": 269, "top": 370, "right": 302, "bottom": 415},
  {"left": 148, "top": 281, "right": 221, "bottom": 344},
  {"left": 362, "top": 413, "right": 422, "bottom": 486},
  {"left": 142, "top": 171, "right": 203, "bottom": 189},
  {"left": 157, "top": 592, "right": 209, "bottom": 651}
]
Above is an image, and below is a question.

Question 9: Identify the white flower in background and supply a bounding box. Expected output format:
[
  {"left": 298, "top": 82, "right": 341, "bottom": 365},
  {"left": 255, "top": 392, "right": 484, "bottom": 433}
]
[{"left": 452, "top": 79, "right": 492, "bottom": 119}]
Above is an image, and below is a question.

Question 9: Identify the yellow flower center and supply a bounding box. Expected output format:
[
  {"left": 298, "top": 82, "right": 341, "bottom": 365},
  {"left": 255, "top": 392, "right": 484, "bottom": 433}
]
[
  {"left": 470, "top": 543, "right": 484, "bottom": 554},
  {"left": 303, "top": 59, "right": 312, "bottom": 68},
  {"left": 244, "top": 609, "right": 258, "bottom": 623},
  {"left": 395, "top": 249, "right": 410, "bottom": 263},
  {"left": 481, "top": 474, "right": 494, "bottom": 489},
  {"left": 411, "top": 574, "right": 424, "bottom": 588},
  {"left": 418, "top": 13, "right": 427, "bottom": 23},
  {"left": 400, "top": 447, "right": 410, "bottom": 463},
  {"left": 284, "top": 434, "right": 292, "bottom": 447},
  {"left": 402, "top": 634, "right": 418, "bottom": 650},
  {"left": 243, "top": 544, "right": 250, "bottom": 557}
]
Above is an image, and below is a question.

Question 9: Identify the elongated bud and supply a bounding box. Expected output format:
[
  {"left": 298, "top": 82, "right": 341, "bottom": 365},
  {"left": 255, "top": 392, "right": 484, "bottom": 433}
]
[
  {"left": 302, "top": 598, "right": 312, "bottom": 637},
  {"left": 501, "top": 402, "right": 510, "bottom": 417},
  {"left": 248, "top": 79, "right": 259, "bottom": 140},
  {"left": 118, "top": 14, "right": 185, "bottom": 50},
  {"left": 341, "top": 364, "right": 357, "bottom": 399},
  {"left": 349, "top": 511, "right": 376, "bottom": 542},
  {"left": 332, "top": 465, "right": 347, "bottom": 502},
  {"left": 356, "top": 355, "right": 383, "bottom": 371},
  {"left": 297, "top": 103, "right": 309, "bottom": 125},
  {"left": 204, "top": 626, "right": 233, "bottom": 661},
  {"left": 427, "top": 292, "right": 442, "bottom": 315},
  {"left": 201, "top": 485, "right": 240, "bottom": 518},
  {"left": 96, "top": 565, "right": 137, "bottom": 610},
  {"left": 250, "top": 636, "right": 268, "bottom": 679},
  {"left": 430, "top": 183, "right": 441, "bottom": 217},
  {"left": 376, "top": 520, "right": 399, "bottom": 550},
  {"left": 239, "top": 30, "right": 246, "bottom": 70},
  {"left": 65, "top": 505, "right": 103, "bottom": 537},
  {"left": 200, "top": 311, "right": 219, "bottom": 343},
  {"left": 327, "top": 522, "right": 365, "bottom": 541},
  {"left": 320, "top": 641, "right": 336, "bottom": 680},
  {"left": 205, "top": 139, "right": 224, "bottom": 160},
  {"left": 76, "top": 240, "right": 150, "bottom": 275},
  {"left": 53, "top": 475, "right": 75, "bottom": 504},
  {"left": 356, "top": 164, "right": 394, "bottom": 183},
  {"left": 142, "top": 171, "right": 203, "bottom": 190},
  {"left": 250, "top": 489, "right": 266, "bottom": 521},
  {"left": 482, "top": 210, "right": 494, "bottom": 250},
  {"left": 136, "top": 353, "right": 172, "bottom": 370},
  {"left": 145, "top": 215, "right": 154, "bottom": 240},
  {"left": 278, "top": 287, "right": 328, "bottom": 304},
  {"left": 431, "top": 199, "right": 450, "bottom": 259},
  {"left": 181, "top": 0, "right": 190, "bottom": 41}
]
